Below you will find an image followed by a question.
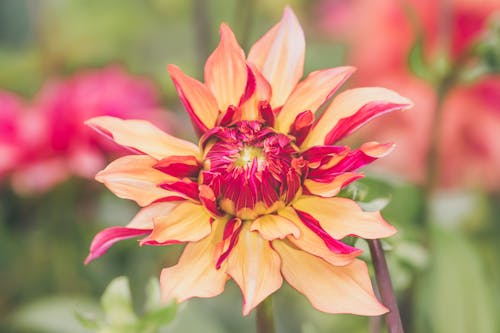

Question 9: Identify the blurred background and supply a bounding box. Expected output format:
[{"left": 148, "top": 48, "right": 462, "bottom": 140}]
[{"left": 0, "top": 0, "right": 499, "bottom": 332}]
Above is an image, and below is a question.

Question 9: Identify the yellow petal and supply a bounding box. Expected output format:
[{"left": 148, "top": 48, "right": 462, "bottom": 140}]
[
  {"left": 278, "top": 207, "right": 361, "bottom": 266},
  {"left": 96, "top": 155, "right": 177, "bottom": 207},
  {"left": 275, "top": 67, "right": 355, "bottom": 133},
  {"left": 293, "top": 196, "right": 397, "bottom": 239},
  {"left": 127, "top": 201, "right": 180, "bottom": 229},
  {"left": 273, "top": 241, "right": 388, "bottom": 315},
  {"left": 302, "top": 87, "right": 413, "bottom": 149},
  {"left": 247, "top": 6, "right": 305, "bottom": 107},
  {"left": 303, "top": 172, "right": 362, "bottom": 197},
  {"left": 250, "top": 214, "right": 300, "bottom": 241},
  {"left": 160, "top": 218, "right": 228, "bottom": 302},
  {"left": 86, "top": 116, "right": 200, "bottom": 160},
  {"left": 227, "top": 223, "right": 283, "bottom": 315},
  {"left": 204, "top": 24, "right": 247, "bottom": 111},
  {"left": 239, "top": 64, "right": 272, "bottom": 121},
  {"left": 144, "top": 201, "right": 211, "bottom": 244}
]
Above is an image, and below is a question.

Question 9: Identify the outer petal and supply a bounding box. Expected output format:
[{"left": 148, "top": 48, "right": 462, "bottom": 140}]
[
  {"left": 227, "top": 223, "right": 283, "bottom": 315},
  {"left": 302, "top": 87, "right": 412, "bottom": 149},
  {"left": 86, "top": 116, "right": 200, "bottom": 160},
  {"left": 278, "top": 207, "right": 361, "bottom": 266},
  {"left": 96, "top": 155, "right": 179, "bottom": 207},
  {"left": 142, "top": 201, "right": 211, "bottom": 244},
  {"left": 293, "top": 196, "right": 396, "bottom": 239},
  {"left": 204, "top": 24, "right": 247, "bottom": 112},
  {"left": 160, "top": 218, "right": 228, "bottom": 302},
  {"left": 275, "top": 67, "right": 355, "bottom": 133},
  {"left": 273, "top": 241, "right": 388, "bottom": 315},
  {"left": 167, "top": 65, "right": 219, "bottom": 133},
  {"left": 250, "top": 214, "right": 300, "bottom": 241},
  {"left": 127, "top": 201, "right": 180, "bottom": 229},
  {"left": 247, "top": 6, "right": 305, "bottom": 107},
  {"left": 85, "top": 227, "right": 151, "bottom": 264},
  {"left": 304, "top": 172, "right": 363, "bottom": 197},
  {"left": 239, "top": 64, "right": 272, "bottom": 121}
]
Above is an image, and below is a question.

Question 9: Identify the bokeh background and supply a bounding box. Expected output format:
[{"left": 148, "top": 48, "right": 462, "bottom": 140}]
[{"left": 0, "top": 0, "right": 499, "bottom": 332}]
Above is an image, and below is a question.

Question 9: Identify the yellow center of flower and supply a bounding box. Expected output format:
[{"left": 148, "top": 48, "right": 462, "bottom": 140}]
[{"left": 234, "top": 146, "right": 264, "bottom": 168}]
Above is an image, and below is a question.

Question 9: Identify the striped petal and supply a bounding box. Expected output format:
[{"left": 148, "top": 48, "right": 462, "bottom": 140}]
[
  {"left": 276, "top": 67, "right": 355, "bottom": 133},
  {"left": 250, "top": 213, "right": 300, "bottom": 241},
  {"left": 248, "top": 6, "right": 305, "bottom": 107},
  {"left": 293, "top": 196, "right": 396, "bottom": 239},
  {"left": 273, "top": 241, "right": 388, "bottom": 315},
  {"left": 86, "top": 116, "right": 200, "bottom": 160},
  {"left": 168, "top": 65, "right": 220, "bottom": 134},
  {"left": 204, "top": 24, "right": 247, "bottom": 112},
  {"left": 160, "top": 219, "right": 228, "bottom": 302},
  {"left": 239, "top": 64, "right": 272, "bottom": 121},
  {"left": 96, "top": 155, "right": 179, "bottom": 207},
  {"left": 227, "top": 223, "right": 283, "bottom": 315},
  {"left": 142, "top": 201, "right": 211, "bottom": 245},
  {"left": 302, "top": 87, "right": 413, "bottom": 149}
]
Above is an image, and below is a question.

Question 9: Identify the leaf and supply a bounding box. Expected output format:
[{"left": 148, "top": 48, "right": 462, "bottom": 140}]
[
  {"left": 101, "top": 276, "right": 137, "bottom": 326},
  {"left": 137, "top": 277, "right": 177, "bottom": 331},
  {"left": 407, "top": 34, "right": 434, "bottom": 82}
]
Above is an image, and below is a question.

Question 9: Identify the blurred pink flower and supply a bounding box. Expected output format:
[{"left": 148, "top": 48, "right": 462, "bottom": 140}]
[
  {"left": 316, "top": 0, "right": 500, "bottom": 189},
  {"left": 0, "top": 91, "right": 24, "bottom": 179},
  {"left": 0, "top": 66, "right": 176, "bottom": 194}
]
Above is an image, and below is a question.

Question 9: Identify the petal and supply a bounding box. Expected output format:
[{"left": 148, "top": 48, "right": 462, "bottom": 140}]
[
  {"left": 96, "top": 155, "right": 178, "bottom": 207},
  {"left": 275, "top": 67, "right": 355, "bottom": 133},
  {"left": 167, "top": 64, "right": 219, "bottom": 134},
  {"left": 204, "top": 24, "right": 248, "bottom": 112},
  {"left": 154, "top": 155, "right": 200, "bottom": 178},
  {"left": 304, "top": 172, "right": 363, "bottom": 197},
  {"left": 248, "top": 6, "right": 305, "bottom": 107},
  {"left": 227, "top": 223, "right": 283, "bottom": 315},
  {"left": 160, "top": 218, "right": 228, "bottom": 302},
  {"left": 239, "top": 64, "right": 272, "bottom": 121},
  {"left": 127, "top": 201, "right": 180, "bottom": 229},
  {"left": 85, "top": 227, "right": 151, "bottom": 264},
  {"left": 86, "top": 116, "right": 200, "bottom": 160},
  {"left": 142, "top": 201, "right": 211, "bottom": 245},
  {"left": 250, "top": 214, "right": 300, "bottom": 241},
  {"left": 293, "top": 196, "right": 397, "bottom": 239},
  {"left": 273, "top": 241, "right": 388, "bottom": 315},
  {"left": 278, "top": 207, "right": 361, "bottom": 266},
  {"left": 302, "top": 87, "right": 413, "bottom": 149}
]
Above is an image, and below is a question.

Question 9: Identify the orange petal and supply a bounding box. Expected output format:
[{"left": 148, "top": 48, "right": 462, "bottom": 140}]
[
  {"left": 303, "top": 172, "right": 363, "bottom": 197},
  {"left": 227, "top": 223, "right": 283, "bottom": 315},
  {"left": 247, "top": 6, "right": 305, "bottom": 107},
  {"left": 96, "top": 155, "right": 178, "bottom": 207},
  {"left": 276, "top": 67, "right": 355, "bottom": 133},
  {"left": 160, "top": 218, "right": 228, "bottom": 302},
  {"left": 239, "top": 64, "right": 272, "bottom": 121},
  {"left": 302, "top": 87, "right": 413, "bottom": 149},
  {"left": 127, "top": 201, "right": 180, "bottom": 229},
  {"left": 273, "top": 241, "right": 388, "bottom": 315},
  {"left": 250, "top": 214, "right": 300, "bottom": 241},
  {"left": 293, "top": 196, "right": 397, "bottom": 239},
  {"left": 86, "top": 116, "right": 200, "bottom": 160},
  {"left": 204, "top": 24, "right": 247, "bottom": 112},
  {"left": 167, "top": 65, "right": 219, "bottom": 133},
  {"left": 143, "top": 201, "right": 211, "bottom": 244},
  {"left": 278, "top": 207, "right": 361, "bottom": 266}
]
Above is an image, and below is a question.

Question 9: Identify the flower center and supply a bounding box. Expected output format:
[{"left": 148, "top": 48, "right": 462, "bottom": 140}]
[{"left": 200, "top": 121, "right": 305, "bottom": 220}]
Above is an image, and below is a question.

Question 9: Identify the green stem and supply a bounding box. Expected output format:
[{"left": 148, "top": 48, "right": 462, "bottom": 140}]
[
  {"left": 256, "top": 297, "right": 276, "bottom": 333},
  {"left": 368, "top": 239, "right": 404, "bottom": 333}
]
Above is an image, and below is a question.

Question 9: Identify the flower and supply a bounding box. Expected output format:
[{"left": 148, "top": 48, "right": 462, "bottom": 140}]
[
  {"left": 85, "top": 7, "right": 412, "bottom": 315},
  {"left": 316, "top": 0, "right": 500, "bottom": 188}
]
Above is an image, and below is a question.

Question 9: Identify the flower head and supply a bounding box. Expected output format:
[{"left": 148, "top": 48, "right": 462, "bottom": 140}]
[{"left": 85, "top": 7, "right": 412, "bottom": 315}]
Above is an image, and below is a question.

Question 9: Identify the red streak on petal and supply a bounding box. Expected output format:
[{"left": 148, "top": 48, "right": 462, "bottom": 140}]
[
  {"left": 259, "top": 101, "right": 275, "bottom": 127},
  {"left": 160, "top": 179, "right": 200, "bottom": 201},
  {"left": 239, "top": 65, "right": 257, "bottom": 106},
  {"left": 216, "top": 218, "right": 242, "bottom": 269},
  {"left": 289, "top": 110, "right": 314, "bottom": 146},
  {"left": 199, "top": 184, "right": 224, "bottom": 216},
  {"left": 154, "top": 155, "right": 200, "bottom": 178}
]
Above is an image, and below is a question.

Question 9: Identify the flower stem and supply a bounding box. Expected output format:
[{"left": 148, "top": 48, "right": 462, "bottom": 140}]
[
  {"left": 368, "top": 239, "right": 404, "bottom": 333},
  {"left": 256, "top": 297, "right": 276, "bottom": 333}
]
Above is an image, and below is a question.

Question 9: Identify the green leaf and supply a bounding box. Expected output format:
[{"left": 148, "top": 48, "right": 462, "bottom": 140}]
[
  {"left": 101, "top": 276, "right": 137, "bottom": 326},
  {"left": 138, "top": 277, "right": 177, "bottom": 331},
  {"left": 407, "top": 35, "right": 434, "bottom": 82}
]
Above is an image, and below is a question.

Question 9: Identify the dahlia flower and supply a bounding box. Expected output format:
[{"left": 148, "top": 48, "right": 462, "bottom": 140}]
[{"left": 85, "top": 7, "right": 412, "bottom": 315}]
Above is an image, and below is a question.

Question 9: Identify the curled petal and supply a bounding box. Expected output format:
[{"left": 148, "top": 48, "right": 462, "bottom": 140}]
[
  {"left": 273, "top": 241, "right": 388, "bottom": 315},
  {"left": 250, "top": 214, "right": 300, "bottom": 241},
  {"left": 142, "top": 201, "right": 211, "bottom": 245},
  {"left": 96, "top": 155, "right": 178, "bottom": 207},
  {"left": 227, "top": 223, "right": 283, "bottom": 315},
  {"left": 160, "top": 219, "right": 228, "bottom": 302},
  {"left": 86, "top": 116, "right": 200, "bottom": 160},
  {"left": 85, "top": 227, "right": 151, "bottom": 264},
  {"left": 293, "top": 196, "right": 397, "bottom": 239},
  {"left": 239, "top": 64, "right": 272, "bottom": 121},
  {"left": 276, "top": 66, "right": 355, "bottom": 133},
  {"left": 205, "top": 24, "right": 248, "bottom": 112},
  {"left": 154, "top": 155, "right": 200, "bottom": 178},
  {"left": 302, "top": 87, "right": 412, "bottom": 149},
  {"left": 168, "top": 65, "right": 220, "bottom": 134},
  {"left": 248, "top": 6, "right": 305, "bottom": 107}
]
